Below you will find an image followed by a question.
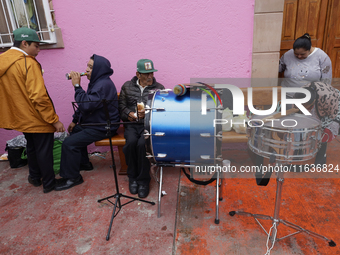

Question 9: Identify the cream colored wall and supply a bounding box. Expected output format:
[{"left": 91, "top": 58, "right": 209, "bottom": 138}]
[{"left": 251, "top": 0, "right": 284, "bottom": 87}]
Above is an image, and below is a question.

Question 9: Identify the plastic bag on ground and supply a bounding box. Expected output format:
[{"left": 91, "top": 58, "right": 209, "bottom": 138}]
[
  {"left": 6, "top": 135, "right": 26, "bottom": 148},
  {"left": 54, "top": 131, "right": 68, "bottom": 142}
]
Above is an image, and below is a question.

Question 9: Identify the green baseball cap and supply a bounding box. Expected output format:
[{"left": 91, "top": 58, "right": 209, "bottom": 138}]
[
  {"left": 137, "top": 59, "right": 158, "bottom": 73},
  {"left": 13, "top": 27, "right": 41, "bottom": 42}
]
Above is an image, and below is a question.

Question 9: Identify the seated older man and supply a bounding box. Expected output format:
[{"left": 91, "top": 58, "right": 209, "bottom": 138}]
[{"left": 119, "top": 59, "right": 164, "bottom": 198}]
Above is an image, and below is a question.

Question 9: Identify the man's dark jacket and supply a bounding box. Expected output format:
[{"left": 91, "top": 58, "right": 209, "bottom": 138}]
[
  {"left": 119, "top": 76, "right": 164, "bottom": 123},
  {"left": 72, "top": 54, "right": 120, "bottom": 132}
]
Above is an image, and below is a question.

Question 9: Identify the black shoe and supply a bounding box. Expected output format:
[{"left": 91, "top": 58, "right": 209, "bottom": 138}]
[
  {"left": 129, "top": 180, "right": 138, "bottom": 194},
  {"left": 138, "top": 184, "right": 149, "bottom": 198},
  {"left": 43, "top": 184, "right": 55, "bottom": 194},
  {"left": 80, "top": 162, "right": 94, "bottom": 171},
  {"left": 55, "top": 178, "right": 64, "bottom": 185},
  {"left": 43, "top": 179, "right": 63, "bottom": 193},
  {"left": 28, "top": 176, "right": 42, "bottom": 187},
  {"left": 55, "top": 176, "right": 84, "bottom": 191}
]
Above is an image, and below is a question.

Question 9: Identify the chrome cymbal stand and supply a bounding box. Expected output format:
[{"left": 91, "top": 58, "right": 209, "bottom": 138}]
[{"left": 229, "top": 168, "right": 336, "bottom": 253}]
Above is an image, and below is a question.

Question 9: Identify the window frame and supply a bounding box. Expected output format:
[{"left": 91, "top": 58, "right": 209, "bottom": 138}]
[{"left": 0, "top": 0, "right": 64, "bottom": 51}]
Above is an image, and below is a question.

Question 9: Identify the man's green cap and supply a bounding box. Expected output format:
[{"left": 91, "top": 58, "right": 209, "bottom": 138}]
[
  {"left": 137, "top": 59, "right": 158, "bottom": 73},
  {"left": 13, "top": 27, "right": 41, "bottom": 42}
]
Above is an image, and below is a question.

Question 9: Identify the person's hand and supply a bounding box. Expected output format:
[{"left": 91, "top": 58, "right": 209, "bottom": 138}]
[
  {"left": 137, "top": 109, "right": 145, "bottom": 119},
  {"left": 322, "top": 128, "right": 335, "bottom": 143},
  {"left": 67, "top": 122, "right": 76, "bottom": 133},
  {"left": 53, "top": 121, "right": 65, "bottom": 132},
  {"left": 128, "top": 112, "right": 137, "bottom": 122},
  {"left": 69, "top": 71, "right": 81, "bottom": 87}
]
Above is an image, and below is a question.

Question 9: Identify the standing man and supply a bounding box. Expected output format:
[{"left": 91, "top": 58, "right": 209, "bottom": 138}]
[
  {"left": 0, "top": 27, "right": 65, "bottom": 193},
  {"left": 119, "top": 59, "right": 164, "bottom": 198},
  {"left": 55, "top": 54, "right": 120, "bottom": 191}
]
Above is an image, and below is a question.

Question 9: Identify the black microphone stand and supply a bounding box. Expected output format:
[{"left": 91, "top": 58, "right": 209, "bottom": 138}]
[{"left": 96, "top": 99, "right": 155, "bottom": 241}]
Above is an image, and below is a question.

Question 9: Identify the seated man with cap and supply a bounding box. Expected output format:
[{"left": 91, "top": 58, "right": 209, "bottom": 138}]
[{"left": 119, "top": 59, "right": 164, "bottom": 198}]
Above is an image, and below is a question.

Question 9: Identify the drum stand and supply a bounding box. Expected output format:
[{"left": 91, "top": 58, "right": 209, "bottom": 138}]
[
  {"left": 155, "top": 163, "right": 223, "bottom": 224},
  {"left": 229, "top": 170, "right": 336, "bottom": 252},
  {"left": 95, "top": 100, "right": 155, "bottom": 241}
]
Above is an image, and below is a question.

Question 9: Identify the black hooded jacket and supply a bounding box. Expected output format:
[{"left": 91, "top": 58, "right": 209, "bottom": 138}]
[{"left": 72, "top": 54, "right": 120, "bottom": 132}]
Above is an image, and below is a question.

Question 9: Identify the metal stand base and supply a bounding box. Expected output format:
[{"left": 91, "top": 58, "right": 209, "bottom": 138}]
[
  {"left": 97, "top": 128, "right": 155, "bottom": 241},
  {"left": 156, "top": 164, "right": 223, "bottom": 224},
  {"left": 229, "top": 172, "right": 336, "bottom": 249},
  {"left": 80, "top": 100, "right": 155, "bottom": 240},
  {"left": 98, "top": 193, "right": 155, "bottom": 241}
]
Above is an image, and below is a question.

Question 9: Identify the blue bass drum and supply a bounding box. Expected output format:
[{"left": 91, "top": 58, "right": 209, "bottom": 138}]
[{"left": 144, "top": 88, "right": 222, "bottom": 165}]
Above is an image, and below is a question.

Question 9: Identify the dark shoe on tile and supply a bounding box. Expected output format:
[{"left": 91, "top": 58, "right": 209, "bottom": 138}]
[
  {"left": 43, "top": 183, "right": 55, "bottom": 194},
  {"left": 28, "top": 176, "right": 42, "bottom": 187},
  {"left": 55, "top": 176, "right": 84, "bottom": 191},
  {"left": 129, "top": 180, "right": 138, "bottom": 195},
  {"left": 80, "top": 162, "right": 94, "bottom": 171},
  {"left": 43, "top": 178, "right": 63, "bottom": 193},
  {"left": 138, "top": 184, "right": 149, "bottom": 198},
  {"left": 55, "top": 178, "right": 64, "bottom": 185}
]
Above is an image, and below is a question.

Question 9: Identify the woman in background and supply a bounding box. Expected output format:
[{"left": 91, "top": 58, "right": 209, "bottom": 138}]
[{"left": 279, "top": 33, "right": 332, "bottom": 92}]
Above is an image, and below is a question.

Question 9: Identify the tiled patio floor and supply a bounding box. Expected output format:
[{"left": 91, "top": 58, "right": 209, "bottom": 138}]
[{"left": 1, "top": 138, "right": 340, "bottom": 255}]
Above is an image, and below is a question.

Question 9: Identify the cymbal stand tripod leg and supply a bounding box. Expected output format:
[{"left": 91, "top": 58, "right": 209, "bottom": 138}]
[{"left": 229, "top": 171, "right": 336, "bottom": 251}]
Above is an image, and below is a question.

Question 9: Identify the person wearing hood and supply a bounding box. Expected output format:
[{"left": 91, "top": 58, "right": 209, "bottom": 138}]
[
  {"left": 119, "top": 59, "right": 164, "bottom": 198},
  {"left": 55, "top": 54, "right": 120, "bottom": 191},
  {"left": 0, "top": 27, "right": 65, "bottom": 193}
]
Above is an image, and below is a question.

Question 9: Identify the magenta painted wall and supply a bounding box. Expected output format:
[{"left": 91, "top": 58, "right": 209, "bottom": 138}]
[{"left": 0, "top": 0, "right": 255, "bottom": 154}]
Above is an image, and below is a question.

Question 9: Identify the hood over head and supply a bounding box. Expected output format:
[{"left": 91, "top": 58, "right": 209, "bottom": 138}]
[{"left": 89, "top": 54, "right": 114, "bottom": 85}]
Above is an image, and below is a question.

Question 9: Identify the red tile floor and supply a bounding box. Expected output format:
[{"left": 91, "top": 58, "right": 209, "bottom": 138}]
[{"left": 1, "top": 138, "right": 340, "bottom": 254}]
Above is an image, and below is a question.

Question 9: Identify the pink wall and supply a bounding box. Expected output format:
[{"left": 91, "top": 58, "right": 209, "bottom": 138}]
[{"left": 0, "top": 0, "right": 255, "bottom": 154}]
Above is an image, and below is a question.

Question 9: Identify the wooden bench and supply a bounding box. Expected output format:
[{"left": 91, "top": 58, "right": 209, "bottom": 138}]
[
  {"left": 95, "top": 125, "right": 128, "bottom": 174},
  {"left": 95, "top": 86, "right": 284, "bottom": 174}
]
